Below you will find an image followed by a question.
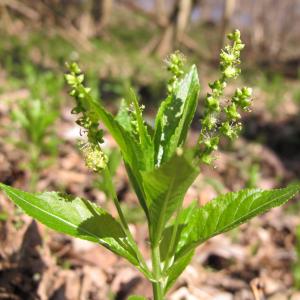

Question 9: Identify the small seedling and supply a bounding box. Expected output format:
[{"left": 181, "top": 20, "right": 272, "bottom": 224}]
[
  {"left": 1, "top": 30, "right": 299, "bottom": 300},
  {"left": 11, "top": 97, "right": 59, "bottom": 190},
  {"left": 259, "top": 72, "right": 286, "bottom": 114},
  {"left": 22, "top": 64, "right": 64, "bottom": 110}
]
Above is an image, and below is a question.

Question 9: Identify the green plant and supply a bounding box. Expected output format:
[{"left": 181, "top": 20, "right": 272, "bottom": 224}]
[
  {"left": 259, "top": 72, "right": 286, "bottom": 113},
  {"left": 294, "top": 225, "right": 300, "bottom": 290},
  {"left": 245, "top": 163, "right": 261, "bottom": 189},
  {"left": 22, "top": 64, "right": 64, "bottom": 110},
  {"left": 1, "top": 30, "right": 299, "bottom": 300},
  {"left": 2, "top": 58, "right": 63, "bottom": 191},
  {"left": 11, "top": 98, "right": 59, "bottom": 190}
]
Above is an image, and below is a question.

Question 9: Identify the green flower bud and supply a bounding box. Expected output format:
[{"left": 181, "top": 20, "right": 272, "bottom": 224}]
[
  {"left": 166, "top": 51, "right": 185, "bottom": 94},
  {"left": 69, "top": 62, "right": 81, "bottom": 74},
  {"left": 242, "top": 87, "right": 252, "bottom": 97},
  {"left": 220, "top": 121, "right": 242, "bottom": 140},
  {"left": 70, "top": 89, "right": 77, "bottom": 97},
  {"left": 239, "top": 98, "right": 251, "bottom": 110},
  {"left": 77, "top": 74, "right": 84, "bottom": 83},
  {"left": 224, "top": 103, "right": 241, "bottom": 121},
  {"left": 202, "top": 115, "right": 217, "bottom": 131},
  {"left": 227, "top": 29, "right": 241, "bottom": 41},
  {"left": 224, "top": 66, "right": 238, "bottom": 78},
  {"left": 167, "top": 80, "right": 179, "bottom": 94},
  {"left": 206, "top": 95, "right": 221, "bottom": 111},
  {"left": 220, "top": 121, "right": 235, "bottom": 139},
  {"left": 76, "top": 116, "right": 92, "bottom": 129},
  {"left": 65, "top": 74, "right": 77, "bottom": 86},
  {"left": 235, "top": 43, "right": 245, "bottom": 51},
  {"left": 204, "top": 136, "right": 219, "bottom": 151},
  {"left": 232, "top": 87, "right": 252, "bottom": 110},
  {"left": 220, "top": 51, "right": 236, "bottom": 64},
  {"left": 235, "top": 88, "right": 243, "bottom": 97},
  {"left": 209, "top": 80, "right": 226, "bottom": 91},
  {"left": 81, "top": 144, "right": 108, "bottom": 172}
]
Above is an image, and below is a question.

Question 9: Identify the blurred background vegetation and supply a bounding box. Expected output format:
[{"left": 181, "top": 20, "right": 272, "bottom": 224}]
[
  {"left": 1, "top": 1, "right": 300, "bottom": 299},
  {"left": 1, "top": 0, "right": 299, "bottom": 186}
]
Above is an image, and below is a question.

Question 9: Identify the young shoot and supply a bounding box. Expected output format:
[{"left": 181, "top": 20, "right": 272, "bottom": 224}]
[{"left": 10, "top": 98, "right": 59, "bottom": 190}]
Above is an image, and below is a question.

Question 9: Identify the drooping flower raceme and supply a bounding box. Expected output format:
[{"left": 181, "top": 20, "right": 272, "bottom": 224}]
[{"left": 65, "top": 63, "right": 108, "bottom": 172}]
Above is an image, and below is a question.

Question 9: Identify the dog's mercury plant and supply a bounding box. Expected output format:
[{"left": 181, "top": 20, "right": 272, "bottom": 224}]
[{"left": 1, "top": 30, "right": 299, "bottom": 300}]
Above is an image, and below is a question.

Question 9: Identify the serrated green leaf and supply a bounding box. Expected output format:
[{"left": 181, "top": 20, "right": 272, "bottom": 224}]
[
  {"left": 143, "top": 155, "right": 199, "bottom": 245},
  {"left": 0, "top": 183, "right": 140, "bottom": 268},
  {"left": 163, "top": 185, "right": 300, "bottom": 291},
  {"left": 154, "top": 65, "right": 200, "bottom": 166},
  {"left": 176, "top": 184, "right": 300, "bottom": 257}
]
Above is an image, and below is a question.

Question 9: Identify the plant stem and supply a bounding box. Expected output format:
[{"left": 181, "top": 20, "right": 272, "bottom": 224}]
[
  {"left": 162, "top": 204, "right": 182, "bottom": 273},
  {"left": 103, "top": 168, "right": 150, "bottom": 275},
  {"left": 151, "top": 244, "right": 164, "bottom": 300}
]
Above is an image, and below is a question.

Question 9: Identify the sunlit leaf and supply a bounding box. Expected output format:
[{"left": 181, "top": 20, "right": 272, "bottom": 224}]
[
  {"left": 154, "top": 65, "right": 200, "bottom": 166},
  {"left": 0, "top": 183, "right": 140, "bottom": 267},
  {"left": 143, "top": 155, "right": 198, "bottom": 245},
  {"left": 176, "top": 184, "right": 300, "bottom": 258}
]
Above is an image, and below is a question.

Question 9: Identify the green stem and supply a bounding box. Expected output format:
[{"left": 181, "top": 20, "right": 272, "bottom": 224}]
[
  {"left": 162, "top": 204, "right": 182, "bottom": 274},
  {"left": 151, "top": 244, "right": 164, "bottom": 300},
  {"left": 103, "top": 168, "right": 150, "bottom": 275}
]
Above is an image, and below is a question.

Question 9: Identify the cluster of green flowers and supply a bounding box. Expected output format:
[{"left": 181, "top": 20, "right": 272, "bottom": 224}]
[
  {"left": 65, "top": 63, "right": 108, "bottom": 172},
  {"left": 166, "top": 51, "right": 185, "bottom": 94},
  {"left": 198, "top": 30, "right": 252, "bottom": 164}
]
